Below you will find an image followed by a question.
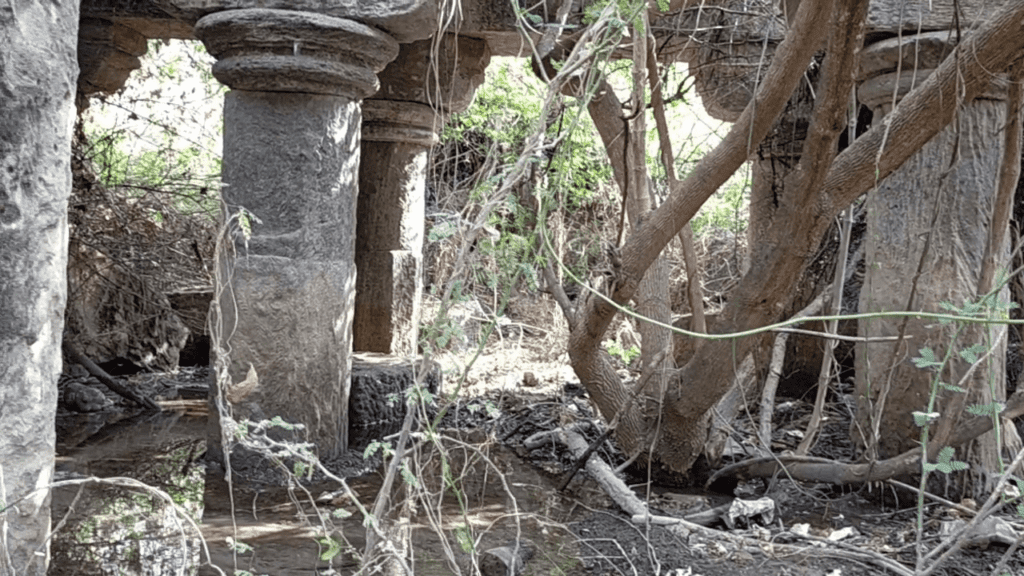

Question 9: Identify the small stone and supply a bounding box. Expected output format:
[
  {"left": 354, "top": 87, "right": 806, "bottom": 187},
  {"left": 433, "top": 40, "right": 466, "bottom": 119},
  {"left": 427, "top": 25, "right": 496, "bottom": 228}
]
[
  {"left": 479, "top": 539, "right": 536, "bottom": 576},
  {"left": 522, "top": 372, "right": 539, "bottom": 387},
  {"left": 63, "top": 382, "right": 110, "bottom": 413}
]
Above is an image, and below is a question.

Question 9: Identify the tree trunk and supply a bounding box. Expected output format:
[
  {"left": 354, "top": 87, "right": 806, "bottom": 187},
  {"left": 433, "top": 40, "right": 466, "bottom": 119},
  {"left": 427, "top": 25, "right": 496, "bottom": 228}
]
[
  {"left": 568, "top": 0, "right": 837, "bottom": 472},
  {"left": 568, "top": 0, "right": 1024, "bottom": 476}
]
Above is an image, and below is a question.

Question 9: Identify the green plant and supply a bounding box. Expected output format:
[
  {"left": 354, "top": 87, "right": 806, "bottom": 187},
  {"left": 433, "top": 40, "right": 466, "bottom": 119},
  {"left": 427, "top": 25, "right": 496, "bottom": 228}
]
[
  {"left": 908, "top": 291, "right": 1017, "bottom": 571},
  {"left": 604, "top": 339, "right": 640, "bottom": 365}
]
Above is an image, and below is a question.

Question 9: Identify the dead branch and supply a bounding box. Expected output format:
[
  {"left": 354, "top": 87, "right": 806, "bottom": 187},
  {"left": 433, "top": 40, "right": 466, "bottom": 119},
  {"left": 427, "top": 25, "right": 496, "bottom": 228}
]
[
  {"left": 709, "top": 390, "right": 1024, "bottom": 486},
  {"left": 62, "top": 340, "right": 161, "bottom": 411},
  {"left": 797, "top": 208, "right": 854, "bottom": 455},
  {"left": 759, "top": 332, "right": 788, "bottom": 449},
  {"left": 645, "top": 32, "right": 706, "bottom": 339}
]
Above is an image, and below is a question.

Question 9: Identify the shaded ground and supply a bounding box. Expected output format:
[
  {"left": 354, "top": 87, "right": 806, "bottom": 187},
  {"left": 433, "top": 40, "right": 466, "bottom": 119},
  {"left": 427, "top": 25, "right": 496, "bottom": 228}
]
[{"left": 51, "top": 347, "right": 1024, "bottom": 575}]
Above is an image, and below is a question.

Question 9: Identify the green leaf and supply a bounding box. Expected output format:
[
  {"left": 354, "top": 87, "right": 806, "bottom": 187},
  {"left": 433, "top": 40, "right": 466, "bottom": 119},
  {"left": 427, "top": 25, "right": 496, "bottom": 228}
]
[
  {"left": 268, "top": 416, "right": 296, "bottom": 431},
  {"left": 318, "top": 537, "right": 343, "bottom": 561},
  {"left": 930, "top": 446, "right": 968, "bottom": 475},
  {"left": 400, "top": 462, "right": 419, "bottom": 488},
  {"left": 227, "top": 538, "right": 253, "bottom": 554},
  {"left": 959, "top": 343, "right": 988, "bottom": 364},
  {"left": 912, "top": 347, "right": 942, "bottom": 370},
  {"left": 966, "top": 402, "right": 1000, "bottom": 417},
  {"left": 938, "top": 381, "right": 966, "bottom": 393}
]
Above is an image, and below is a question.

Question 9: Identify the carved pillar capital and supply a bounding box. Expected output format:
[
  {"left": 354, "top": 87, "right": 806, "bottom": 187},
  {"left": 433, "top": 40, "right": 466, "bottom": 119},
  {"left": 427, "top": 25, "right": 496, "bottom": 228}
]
[
  {"left": 858, "top": 31, "right": 1007, "bottom": 115},
  {"left": 373, "top": 34, "right": 491, "bottom": 114},
  {"left": 195, "top": 8, "right": 398, "bottom": 98},
  {"left": 362, "top": 100, "right": 439, "bottom": 147}
]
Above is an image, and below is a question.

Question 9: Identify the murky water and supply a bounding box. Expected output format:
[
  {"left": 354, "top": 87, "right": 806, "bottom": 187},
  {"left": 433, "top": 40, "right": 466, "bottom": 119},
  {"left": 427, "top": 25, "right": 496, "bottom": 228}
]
[{"left": 52, "top": 414, "right": 585, "bottom": 575}]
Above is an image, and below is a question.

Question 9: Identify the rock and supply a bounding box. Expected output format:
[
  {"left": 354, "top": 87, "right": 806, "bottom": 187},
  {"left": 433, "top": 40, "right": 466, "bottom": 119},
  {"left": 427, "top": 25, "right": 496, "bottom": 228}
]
[
  {"left": 479, "top": 539, "right": 536, "bottom": 576},
  {"left": 348, "top": 354, "right": 442, "bottom": 450},
  {"left": 522, "top": 372, "right": 539, "bottom": 388},
  {"left": 0, "top": 0, "right": 79, "bottom": 570},
  {"left": 63, "top": 382, "right": 111, "bottom": 413}
]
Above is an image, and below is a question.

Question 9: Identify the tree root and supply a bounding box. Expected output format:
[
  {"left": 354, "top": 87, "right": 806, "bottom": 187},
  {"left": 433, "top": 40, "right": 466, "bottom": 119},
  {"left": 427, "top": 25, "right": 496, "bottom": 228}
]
[{"left": 710, "top": 392, "right": 1024, "bottom": 486}]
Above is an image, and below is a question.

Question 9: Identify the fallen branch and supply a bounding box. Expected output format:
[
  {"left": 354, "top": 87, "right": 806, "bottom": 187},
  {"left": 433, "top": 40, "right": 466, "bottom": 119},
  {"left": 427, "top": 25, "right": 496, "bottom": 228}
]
[
  {"left": 710, "top": 391, "right": 1024, "bottom": 485},
  {"left": 552, "top": 428, "right": 913, "bottom": 576},
  {"left": 62, "top": 341, "right": 161, "bottom": 411}
]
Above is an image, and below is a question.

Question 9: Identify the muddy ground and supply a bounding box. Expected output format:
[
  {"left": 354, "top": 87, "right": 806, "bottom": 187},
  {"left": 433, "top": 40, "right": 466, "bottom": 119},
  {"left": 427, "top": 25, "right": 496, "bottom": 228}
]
[{"left": 51, "top": 328, "right": 1024, "bottom": 576}]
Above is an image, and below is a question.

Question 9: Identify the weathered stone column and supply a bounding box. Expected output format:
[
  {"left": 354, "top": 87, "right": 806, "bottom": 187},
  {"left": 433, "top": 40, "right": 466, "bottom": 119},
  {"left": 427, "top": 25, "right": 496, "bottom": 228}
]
[
  {"left": 0, "top": 1, "right": 79, "bottom": 573},
  {"left": 854, "top": 32, "right": 1010, "bottom": 462},
  {"left": 355, "top": 101, "right": 436, "bottom": 355},
  {"left": 355, "top": 36, "right": 490, "bottom": 355},
  {"left": 195, "top": 9, "right": 398, "bottom": 460}
]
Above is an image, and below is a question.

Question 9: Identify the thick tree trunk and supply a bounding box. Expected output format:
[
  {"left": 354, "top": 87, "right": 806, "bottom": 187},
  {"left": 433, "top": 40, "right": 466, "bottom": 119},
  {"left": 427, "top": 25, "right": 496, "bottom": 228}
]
[
  {"left": 563, "top": 0, "right": 1024, "bottom": 477},
  {"left": 0, "top": 2, "right": 80, "bottom": 573},
  {"left": 568, "top": 0, "right": 838, "bottom": 472}
]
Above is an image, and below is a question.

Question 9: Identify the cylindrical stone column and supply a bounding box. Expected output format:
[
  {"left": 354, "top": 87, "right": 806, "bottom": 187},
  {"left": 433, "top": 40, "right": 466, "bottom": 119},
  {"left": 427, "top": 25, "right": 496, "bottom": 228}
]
[
  {"left": 195, "top": 8, "right": 398, "bottom": 460},
  {"left": 353, "top": 35, "right": 489, "bottom": 355},
  {"left": 854, "top": 32, "right": 1010, "bottom": 462},
  {"left": 0, "top": 1, "right": 79, "bottom": 573},
  {"left": 355, "top": 101, "right": 437, "bottom": 355}
]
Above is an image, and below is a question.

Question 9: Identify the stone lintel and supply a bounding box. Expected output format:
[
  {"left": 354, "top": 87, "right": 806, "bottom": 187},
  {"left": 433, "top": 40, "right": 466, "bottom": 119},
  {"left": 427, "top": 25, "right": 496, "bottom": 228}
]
[
  {"left": 866, "top": 0, "right": 997, "bottom": 35},
  {"left": 858, "top": 32, "right": 1007, "bottom": 115},
  {"left": 77, "top": 18, "right": 148, "bottom": 97},
  {"left": 195, "top": 8, "right": 398, "bottom": 98}
]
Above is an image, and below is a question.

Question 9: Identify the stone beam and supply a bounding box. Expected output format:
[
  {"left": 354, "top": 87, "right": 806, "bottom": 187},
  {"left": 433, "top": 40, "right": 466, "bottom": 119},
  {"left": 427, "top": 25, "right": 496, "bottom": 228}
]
[{"left": 77, "top": 18, "right": 148, "bottom": 101}]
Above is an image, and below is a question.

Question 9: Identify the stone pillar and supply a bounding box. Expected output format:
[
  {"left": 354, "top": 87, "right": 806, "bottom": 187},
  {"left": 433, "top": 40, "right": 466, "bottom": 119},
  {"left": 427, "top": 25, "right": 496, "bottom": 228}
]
[
  {"left": 355, "top": 101, "right": 437, "bottom": 355},
  {"left": 354, "top": 36, "right": 490, "bottom": 355},
  {"left": 854, "top": 32, "right": 1010, "bottom": 460},
  {"left": 0, "top": 1, "right": 79, "bottom": 573},
  {"left": 195, "top": 8, "right": 398, "bottom": 460}
]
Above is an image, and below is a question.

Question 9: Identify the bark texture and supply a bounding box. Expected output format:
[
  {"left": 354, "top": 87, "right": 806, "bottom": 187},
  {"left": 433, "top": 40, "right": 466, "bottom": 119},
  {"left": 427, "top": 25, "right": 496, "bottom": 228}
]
[
  {"left": 569, "top": 0, "right": 837, "bottom": 472},
  {"left": 0, "top": 1, "right": 80, "bottom": 573}
]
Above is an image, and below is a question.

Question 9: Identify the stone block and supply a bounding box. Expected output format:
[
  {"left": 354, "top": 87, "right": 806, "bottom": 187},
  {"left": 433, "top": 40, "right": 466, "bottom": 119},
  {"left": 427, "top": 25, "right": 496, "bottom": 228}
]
[{"left": 348, "top": 353, "right": 441, "bottom": 450}]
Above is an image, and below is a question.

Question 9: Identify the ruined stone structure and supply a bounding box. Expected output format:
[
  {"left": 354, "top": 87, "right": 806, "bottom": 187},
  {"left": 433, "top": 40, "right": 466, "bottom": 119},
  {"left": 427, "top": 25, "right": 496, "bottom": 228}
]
[
  {"left": 356, "top": 35, "right": 490, "bottom": 355},
  {"left": 1, "top": 4, "right": 80, "bottom": 575},
  {"left": 854, "top": 21, "right": 1012, "bottom": 463},
  {"left": 682, "top": 0, "right": 1017, "bottom": 466}
]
